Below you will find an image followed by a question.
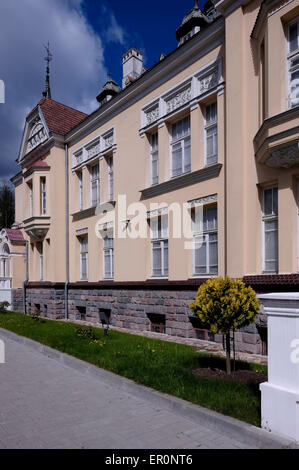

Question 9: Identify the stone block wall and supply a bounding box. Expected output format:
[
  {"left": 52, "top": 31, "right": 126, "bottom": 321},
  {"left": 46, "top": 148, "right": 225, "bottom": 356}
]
[
  {"left": 11, "top": 289, "right": 24, "bottom": 313},
  {"left": 16, "top": 283, "right": 267, "bottom": 355}
]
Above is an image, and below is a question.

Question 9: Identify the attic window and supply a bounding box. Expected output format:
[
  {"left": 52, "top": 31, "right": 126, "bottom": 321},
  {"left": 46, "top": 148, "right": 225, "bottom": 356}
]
[{"left": 27, "top": 119, "right": 47, "bottom": 152}]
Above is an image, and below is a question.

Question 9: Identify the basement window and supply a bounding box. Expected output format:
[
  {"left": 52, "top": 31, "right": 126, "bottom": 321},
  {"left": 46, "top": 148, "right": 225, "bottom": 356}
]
[
  {"left": 190, "top": 317, "right": 215, "bottom": 342},
  {"left": 77, "top": 306, "right": 86, "bottom": 321},
  {"left": 147, "top": 313, "right": 166, "bottom": 334}
]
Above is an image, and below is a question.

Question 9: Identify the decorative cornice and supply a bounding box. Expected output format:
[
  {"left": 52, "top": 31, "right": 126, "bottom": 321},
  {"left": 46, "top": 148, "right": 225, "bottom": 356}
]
[
  {"left": 147, "top": 207, "right": 168, "bottom": 218},
  {"left": 10, "top": 172, "right": 23, "bottom": 187},
  {"left": 251, "top": 0, "right": 294, "bottom": 39},
  {"left": 140, "top": 164, "right": 222, "bottom": 199},
  {"left": 97, "top": 221, "right": 114, "bottom": 231},
  {"left": 76, "top": 228, "right": 88, "bottom": 236},
  {"left": 23, "top": 165, "right": 50, "bottom": 180},
  {"left": 140, "top": 58, "right": 223, "bottom": 133},
  {"left": 264, "top": 141, "right": 299, "bottom": 168},
  {"left": 26, "top": 273, "right": 299, "bottom": 293},
  {"left": 72, "top": 206, "right": 96, "bottom": 222},
  {"left": 187, "top": 193, "right": 217, "bottom": 208},
  {"left": 254, "top": 106, "right": 299, "bottom": 144}
]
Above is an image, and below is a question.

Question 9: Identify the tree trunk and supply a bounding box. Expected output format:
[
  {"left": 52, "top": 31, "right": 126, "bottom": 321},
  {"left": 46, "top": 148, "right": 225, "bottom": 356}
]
[{"left": 225, "top": 332, "right": 231, "bottom": 375}]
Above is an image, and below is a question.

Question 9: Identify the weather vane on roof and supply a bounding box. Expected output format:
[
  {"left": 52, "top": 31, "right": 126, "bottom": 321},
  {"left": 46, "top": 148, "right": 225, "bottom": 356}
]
[{"left": 42, "top": 42, "right": 52, "bottom": 99}]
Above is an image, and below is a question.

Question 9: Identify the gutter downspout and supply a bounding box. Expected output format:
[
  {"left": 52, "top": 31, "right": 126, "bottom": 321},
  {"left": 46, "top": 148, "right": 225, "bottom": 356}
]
[
  {"left": 65, "top": 143, "right": 69, "bottom": 319},
  {"left": 22, "top": 241, "right": 29, "bottom": 314}
]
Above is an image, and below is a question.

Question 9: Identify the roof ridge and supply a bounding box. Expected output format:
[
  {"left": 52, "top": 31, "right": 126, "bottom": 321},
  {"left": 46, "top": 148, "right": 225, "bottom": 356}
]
[{"left": 41, "top": 97, "right": 88, "bottom": 117}]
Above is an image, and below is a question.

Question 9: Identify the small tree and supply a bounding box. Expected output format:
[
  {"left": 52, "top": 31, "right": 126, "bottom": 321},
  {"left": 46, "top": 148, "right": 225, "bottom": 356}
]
[
  {"left": 190, "top": 276, "right": 260, "bottom": 374},
  {"left": 0, "top": 183, "right": 15, "bottom": 228}
]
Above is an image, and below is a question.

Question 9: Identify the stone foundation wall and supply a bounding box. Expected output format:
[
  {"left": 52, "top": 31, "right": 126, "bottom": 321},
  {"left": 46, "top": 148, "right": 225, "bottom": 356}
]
[
  {"left": 19, "top": 284, "right": 266, "bottom": 356},
  {"left": 25, "top": 287, "right": 65, "bottom": 319},
  {"left": 11, "top": 289, "right": 24, "bottom": 313}
]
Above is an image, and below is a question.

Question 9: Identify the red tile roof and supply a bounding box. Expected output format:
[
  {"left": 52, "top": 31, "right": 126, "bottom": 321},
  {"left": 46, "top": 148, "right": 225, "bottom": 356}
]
[
  {"left": 29, "top": 160, "right": 50, "bottom": 169},
  {"left": 27, "top": 97, "right": 88, "bottom": 136},
  {"left": 40, "top": 98, "right": 88, "bottom": 135},
  {"left": 4, "top": 229, "right": 25, "bottom": 243}
]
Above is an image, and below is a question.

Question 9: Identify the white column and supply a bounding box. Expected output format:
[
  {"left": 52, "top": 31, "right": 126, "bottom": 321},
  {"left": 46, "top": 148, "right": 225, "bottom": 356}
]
[{"left": 259, "top": 293, "right": 299, "bottom": 443}]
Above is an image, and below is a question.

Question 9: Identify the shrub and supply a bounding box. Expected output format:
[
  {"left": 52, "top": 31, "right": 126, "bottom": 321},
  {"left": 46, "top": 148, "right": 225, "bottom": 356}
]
[
  {"left": 190, "top": 276, "right": 260, "bottom": 374},
  {"left": 75, "top": 326, "right": 97, "bottom": 341},
  {"left": 30, "top": 309, "right": 41, "bottom": 322},
  {"left": 0, "top": 301, "right": 10, "bottom": 314}
]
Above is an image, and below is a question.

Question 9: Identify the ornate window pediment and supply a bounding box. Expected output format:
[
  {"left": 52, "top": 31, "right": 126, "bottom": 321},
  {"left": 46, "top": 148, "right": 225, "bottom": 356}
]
[
  {"left": 140, "top": 58, "right": 223, "bottom": 132},
  {"left": 26, "top": 117, "right": 48, "bottom": 153}
]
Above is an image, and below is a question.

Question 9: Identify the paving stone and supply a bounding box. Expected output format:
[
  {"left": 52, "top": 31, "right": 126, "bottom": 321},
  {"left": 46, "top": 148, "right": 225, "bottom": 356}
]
[{"left": 0, "top": 333, "right": 277, "bottom": 449}]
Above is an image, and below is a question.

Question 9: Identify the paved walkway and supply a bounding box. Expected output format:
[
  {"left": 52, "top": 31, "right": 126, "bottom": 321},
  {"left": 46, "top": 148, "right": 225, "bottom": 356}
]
[{"left": 0, "top": 334, "right": 278, "bottom": 449}]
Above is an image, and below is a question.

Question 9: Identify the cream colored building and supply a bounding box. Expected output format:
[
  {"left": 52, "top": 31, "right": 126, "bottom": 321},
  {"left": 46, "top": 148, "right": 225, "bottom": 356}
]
[{"left": 9, "top": 0, "right": 299, "bottom": 354}]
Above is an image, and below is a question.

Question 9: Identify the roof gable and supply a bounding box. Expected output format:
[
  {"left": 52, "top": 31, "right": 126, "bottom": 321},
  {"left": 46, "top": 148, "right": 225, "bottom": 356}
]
[{"left": 18, "top": 98, "right": 88, "bottom": 163}]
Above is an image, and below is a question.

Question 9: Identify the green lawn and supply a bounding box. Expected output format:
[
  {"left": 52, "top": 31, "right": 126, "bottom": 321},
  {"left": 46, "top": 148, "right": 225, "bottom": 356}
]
[{"left": 0, "top": 311, "right": 267, "bottom": 426}]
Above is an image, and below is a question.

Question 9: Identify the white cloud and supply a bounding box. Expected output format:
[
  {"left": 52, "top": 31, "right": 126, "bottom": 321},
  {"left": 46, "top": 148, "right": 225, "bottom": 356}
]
[
  {"left": 0, "top": 0, "right": 125, "bottom": 180},
  {"left": 105, "top": 12, "right": 127, "bottom": 46}
]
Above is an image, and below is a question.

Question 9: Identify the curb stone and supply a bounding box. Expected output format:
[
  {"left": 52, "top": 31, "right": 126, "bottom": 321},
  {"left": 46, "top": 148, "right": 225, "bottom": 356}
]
[{"left": 0, "top": 327, "right": 297, "bottom": 450}]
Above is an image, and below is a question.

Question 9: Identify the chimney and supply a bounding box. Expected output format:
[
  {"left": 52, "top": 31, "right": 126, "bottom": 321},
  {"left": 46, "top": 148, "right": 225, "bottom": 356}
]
[{"left": 122, "top": 47, "right": 144, "bottom": 89}]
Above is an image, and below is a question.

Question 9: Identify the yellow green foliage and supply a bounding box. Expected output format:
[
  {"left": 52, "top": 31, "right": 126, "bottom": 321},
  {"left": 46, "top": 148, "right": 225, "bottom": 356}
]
[{"left": 190, "top": 276, "right": 260, "bottom": 334}]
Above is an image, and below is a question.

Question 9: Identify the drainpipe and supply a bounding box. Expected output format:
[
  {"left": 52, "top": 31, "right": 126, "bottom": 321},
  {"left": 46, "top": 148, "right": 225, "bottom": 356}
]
[
  {"left": 65, "top": 143, "right": 69, "bottom": 319},
  {"left": 22, "top": 241, "right": 29, "bottom": 314}
]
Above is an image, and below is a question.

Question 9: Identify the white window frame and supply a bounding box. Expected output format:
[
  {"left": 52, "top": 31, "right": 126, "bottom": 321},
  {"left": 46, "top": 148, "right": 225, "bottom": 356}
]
[
  {"left": 90, "top": 163, "right": 100, "bottom": 207},
  {"left": 150, "top": 215, "right": 168, "bottom": 278},
  {"left": 108, "top": 156, "right": 114, "bottom": 201},
  {"left": 192, "top": 205, "right": 218, "bottom": 276},
  {"left": 80, "top": 236, "right": 88, "bottom": 281},
  {"left": 29, "top": 182, "right": 33, "bottom": 218},
  {"left": 170, "top": 115, "right": 191, "bottom": 178},
  {"left": 204, "top": 102, "right": 218, "bottom": 166},
  {"left": 38, "top": 242, "right": 43, "bottom": 281},
  {"left": 287, "top": 17, "right": 299, "bottom": 109},
  {"left": 41, "top": 178, "right": 46, "bottom": 215},
  {"left": 150, "top": 132, "right": 159, "bottom": 186},
  {"left": 78, "top": 171, "right": 83, "bottom": 211},
  {"left": 262, "top": 186, "right": 278, "bottom": 273},
  {"left": 103, "top": 233, "right": 114, "bottom": 280}
]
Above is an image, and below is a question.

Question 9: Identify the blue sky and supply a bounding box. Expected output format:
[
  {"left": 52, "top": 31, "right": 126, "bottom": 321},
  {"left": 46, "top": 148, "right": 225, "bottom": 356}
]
[
  {"left": 82, "top": 0, "right": 207, "bottom": 86},
  {"left": 0, "top": 0, "right": 207, "bottom": 181}
]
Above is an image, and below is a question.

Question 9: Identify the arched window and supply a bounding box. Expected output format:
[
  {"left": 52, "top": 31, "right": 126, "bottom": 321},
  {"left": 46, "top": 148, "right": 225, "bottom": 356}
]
[
  {"left": 1, "top": 244, "right": 10, "bottom": 278},
  {"left": 2, "top": 243, "right": 10, "bottom": 256}
]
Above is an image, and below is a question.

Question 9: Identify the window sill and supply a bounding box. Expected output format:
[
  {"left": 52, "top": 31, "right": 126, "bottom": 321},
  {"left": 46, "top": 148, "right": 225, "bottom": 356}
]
[
  {"left": 72, "top": 206, "right": 97, "bottom": 221},
  {"left": 192, "top": 274, "right": 216, "bottom": 278},
  {"left": 140, "top": 163, "right": 222, "bottom": 199},
  {"left": 150, "top": 277, "right": 169, "bottom": 280}
]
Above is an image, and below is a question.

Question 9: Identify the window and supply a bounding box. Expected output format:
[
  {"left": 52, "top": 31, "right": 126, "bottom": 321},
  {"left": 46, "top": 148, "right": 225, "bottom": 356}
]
[
  {"left": 103, "top": 234, "right": 114, "bottom": 279},
  {"left": 80, "top": 236, "right": 88, "bottom": 281},
  {"left": 108, "top": 157, "right": 114, "bottom": 201},
  {"left": 38, "top": 242, "right": 43, "bottom": 281},
  {"left": 150, "top": 215, "right": 168, "bottom": 277},
  {"left": 91, "top": 163, "right": 100, "bottom": 207},
  {"left": 190, "top": 317, "right": 215, "bottom": 342},
  {"left": 77, "top": 306, "right": 86, "bottom": 321},
  {"left": 150, "top": 132, "right": 158, "bottom": 185},
  {"left": 78, "top": 172, "right": 83, "bottom": 211},
  {"left": 287, "top": 19, "right": 299, "bottom": 108},
  {"left": 205, "top": 103, "right": 218, "bottom": 165},
  {"left": 41, "top": 178, "right": 46, "bottom": 215},
  {"left": 262, "top": 187, "right": 278, "bottom": 273},
  {"left": 171, "top": 116, "right": 191, "bottom": 177},
  {"left": 193, "top": 205, "right": 218, "bottom": 276},
  {"left": 147, "top": 313, "right": 166, "bottom": 334},
  {"left": 28, "top": 182, "right": 33, "bottom": 217}
]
